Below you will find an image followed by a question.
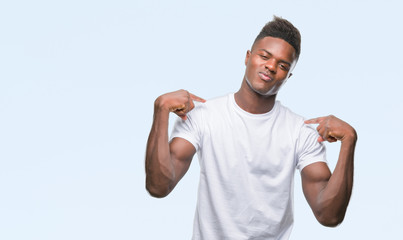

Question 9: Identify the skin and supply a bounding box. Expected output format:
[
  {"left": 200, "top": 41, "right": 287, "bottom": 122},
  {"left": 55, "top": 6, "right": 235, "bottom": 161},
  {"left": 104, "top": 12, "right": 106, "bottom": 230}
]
[
  {"left": 145, "top": 90, "right": 205, "bottom": 198},
  {"left": 145, "top": 36, "right": 357, "bottom": 227},
  {"left": 234, "top": 37, "right": 296, "bottom": 114}
]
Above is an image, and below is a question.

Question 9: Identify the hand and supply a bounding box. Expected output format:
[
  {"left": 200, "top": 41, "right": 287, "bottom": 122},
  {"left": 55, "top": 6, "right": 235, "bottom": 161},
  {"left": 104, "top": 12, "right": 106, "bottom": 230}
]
[
  {"left": 155, "top": 89, "right": 206, "bottom": 120},
  {"left": 305, "top": 115, "right": 357, "bottom": 143}
]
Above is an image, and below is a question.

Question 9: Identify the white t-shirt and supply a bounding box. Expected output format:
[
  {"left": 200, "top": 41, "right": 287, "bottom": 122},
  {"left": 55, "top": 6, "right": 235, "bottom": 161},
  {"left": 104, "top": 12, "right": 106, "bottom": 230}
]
[{"left": 170, "top": 93, "right": 326, "bottom": 240}]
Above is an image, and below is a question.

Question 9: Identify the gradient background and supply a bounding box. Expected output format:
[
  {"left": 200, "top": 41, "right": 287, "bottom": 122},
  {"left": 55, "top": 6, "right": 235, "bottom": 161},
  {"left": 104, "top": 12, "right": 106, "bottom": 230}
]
[{"left": 1, "top": 0, "right": 402, "bottom": 239}]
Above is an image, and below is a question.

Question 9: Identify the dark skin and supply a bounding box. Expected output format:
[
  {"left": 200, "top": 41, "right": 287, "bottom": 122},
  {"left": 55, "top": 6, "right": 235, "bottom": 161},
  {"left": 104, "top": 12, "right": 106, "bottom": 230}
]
[{"left": 145, "top": 36, "right": 357, "bottom": 227}]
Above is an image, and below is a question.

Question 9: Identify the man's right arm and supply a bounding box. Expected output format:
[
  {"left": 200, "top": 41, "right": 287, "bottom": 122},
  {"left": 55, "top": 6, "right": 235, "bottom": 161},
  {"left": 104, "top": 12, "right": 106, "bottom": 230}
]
[{"left": 145, "top": 90, "right": 205, "bottom": 198}]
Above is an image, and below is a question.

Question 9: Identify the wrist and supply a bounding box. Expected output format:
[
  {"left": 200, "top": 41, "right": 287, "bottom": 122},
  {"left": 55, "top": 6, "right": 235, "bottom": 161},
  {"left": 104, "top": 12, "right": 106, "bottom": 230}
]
[
  {"left": 341, "top": 130, "right": 358, "bottom": 145},
  {"left": 154, "top": 95, "right": 170, "bottom": 112}
]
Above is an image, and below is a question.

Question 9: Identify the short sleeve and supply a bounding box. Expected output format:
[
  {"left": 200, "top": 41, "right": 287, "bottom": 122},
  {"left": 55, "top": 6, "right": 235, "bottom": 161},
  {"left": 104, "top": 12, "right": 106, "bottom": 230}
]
[
  {"left": 296, "top": 123, "right": 327, "bottom": 171},
  {"left": 170, "top": 104, "right": 203, "bottom": 151}
]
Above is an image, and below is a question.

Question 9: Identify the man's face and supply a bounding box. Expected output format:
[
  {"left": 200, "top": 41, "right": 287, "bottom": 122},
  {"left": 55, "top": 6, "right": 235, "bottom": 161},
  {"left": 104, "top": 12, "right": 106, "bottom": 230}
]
[{"left": 244, "top": 36, "right": 297, "bottom": 96}]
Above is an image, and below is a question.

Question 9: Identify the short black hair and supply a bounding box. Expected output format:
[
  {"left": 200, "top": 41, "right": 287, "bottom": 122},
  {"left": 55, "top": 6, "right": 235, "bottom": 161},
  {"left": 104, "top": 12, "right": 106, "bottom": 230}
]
[{"left": 253, "top": 16, "right": 301, "bottom": 59}]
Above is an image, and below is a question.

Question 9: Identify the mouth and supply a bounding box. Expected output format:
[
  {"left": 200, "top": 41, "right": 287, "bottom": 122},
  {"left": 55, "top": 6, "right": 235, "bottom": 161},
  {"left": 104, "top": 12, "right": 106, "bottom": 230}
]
[{"left": 258, "top": 72, "right": 273, "bottom": 82}]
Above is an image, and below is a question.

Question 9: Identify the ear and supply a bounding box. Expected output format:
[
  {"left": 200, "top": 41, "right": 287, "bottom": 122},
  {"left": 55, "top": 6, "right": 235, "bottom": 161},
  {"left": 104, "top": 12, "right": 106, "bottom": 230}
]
[
  {"left": 283, "top": 73, "right": 292, "bottom": 85},
  {"left": 245, "top": 50, "right": 251, "bottom": 66}
]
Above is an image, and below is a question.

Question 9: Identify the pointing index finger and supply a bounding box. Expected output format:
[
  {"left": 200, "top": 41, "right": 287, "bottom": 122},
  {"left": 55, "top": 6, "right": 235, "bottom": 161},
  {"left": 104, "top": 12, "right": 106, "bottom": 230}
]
[
  {"left": 304, "top": 117, "right": 324, "bottom": 124},
  {"left": 189, "top": 93, "right": 206, "bottom": 103}
]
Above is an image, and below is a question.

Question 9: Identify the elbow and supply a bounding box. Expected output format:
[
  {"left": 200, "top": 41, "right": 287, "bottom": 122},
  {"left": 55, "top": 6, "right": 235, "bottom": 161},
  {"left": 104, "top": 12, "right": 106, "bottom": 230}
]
[
  {"left": 145, "top": 167, "right": 176, "bottom": 198},
  {"left": 145, "top": 179, "right": 173, "bottom": 198},
  {"left": 146, "top": 185, "right": 170, "bottom": 198},
  {"left": 316, "top": 212, "right": 345, "bottom": 227},
  {"left": 318, "top": 217, "right": 344, "bottom": 227}
]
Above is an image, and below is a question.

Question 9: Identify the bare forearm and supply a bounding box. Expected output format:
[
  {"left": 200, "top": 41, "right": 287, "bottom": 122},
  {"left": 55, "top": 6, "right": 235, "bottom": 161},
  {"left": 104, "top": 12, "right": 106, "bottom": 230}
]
[
  {"left": 145, "top": 90, "right": 204, "bottom": 197},
  {"left": 318, "top": 137, "right": 356, "bottom": 226},
  {"left": 145, "top": 102, "right": 175, "bottom": 198}
]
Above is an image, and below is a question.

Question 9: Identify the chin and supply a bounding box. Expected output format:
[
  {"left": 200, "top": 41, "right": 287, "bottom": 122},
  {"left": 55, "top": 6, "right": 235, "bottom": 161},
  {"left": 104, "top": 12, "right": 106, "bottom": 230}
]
[
  {"left": 257, "top": 89, "right": 277, "bottom": 96},
  {"left": 251, "top": 86, "right": 277, "bottom": 97},
  {"left": 246, "top": 78, "right": 276, "bottom": 96},
  {"left": 253, "top": 84, "right": 279, "bottom": 97}
]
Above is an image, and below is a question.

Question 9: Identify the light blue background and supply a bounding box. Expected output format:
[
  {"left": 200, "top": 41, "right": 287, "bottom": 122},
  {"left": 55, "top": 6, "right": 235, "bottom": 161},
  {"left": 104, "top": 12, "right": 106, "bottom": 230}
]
[{"left": 1, "top": 0, "right": 402, "bottom": 239}]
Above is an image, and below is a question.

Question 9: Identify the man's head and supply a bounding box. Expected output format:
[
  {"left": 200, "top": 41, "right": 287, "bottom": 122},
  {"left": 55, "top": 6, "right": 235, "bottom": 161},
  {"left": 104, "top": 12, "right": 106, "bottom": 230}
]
[
  {"left": 252, "top": 16, "right": 301, "bottom": 60},
  {"left": 243, "top": 16, "right": 301, "bottom": 97}
]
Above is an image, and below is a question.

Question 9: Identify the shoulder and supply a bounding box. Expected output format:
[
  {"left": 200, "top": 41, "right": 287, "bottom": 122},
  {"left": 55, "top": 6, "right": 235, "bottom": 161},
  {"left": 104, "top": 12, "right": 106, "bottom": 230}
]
[
  {"left": 204, "top": 93, "right": 231, "bottom": 108},
  {"left": 275, "top": 101, "right": 305, "bottom": 126},
  {"left": 182, "top": 93, "right": 231, "bottom": 126},
  {"left": 190, "top": 93, "right": 231, "bottom": 115},
  {"left": 275, "top": 102, "right": 320, "bottom": 138}
]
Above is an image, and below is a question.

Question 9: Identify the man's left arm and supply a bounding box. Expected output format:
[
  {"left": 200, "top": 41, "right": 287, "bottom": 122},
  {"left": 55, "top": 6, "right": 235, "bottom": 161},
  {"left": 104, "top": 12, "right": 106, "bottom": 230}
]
[{"left": 302, "top": 115, "right": 357, "bottom": 227}]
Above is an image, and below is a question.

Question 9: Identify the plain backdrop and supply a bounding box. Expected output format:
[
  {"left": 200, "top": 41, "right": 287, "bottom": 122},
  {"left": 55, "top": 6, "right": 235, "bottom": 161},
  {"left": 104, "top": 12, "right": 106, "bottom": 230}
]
[{"left": 1, "top": 0, "right": 402, "bottom": 239}]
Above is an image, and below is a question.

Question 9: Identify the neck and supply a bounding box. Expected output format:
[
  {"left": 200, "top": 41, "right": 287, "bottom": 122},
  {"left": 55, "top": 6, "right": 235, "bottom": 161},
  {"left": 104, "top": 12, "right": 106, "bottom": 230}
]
[{"left": 234, "top": 79, "right": 277, "bottom": 114}]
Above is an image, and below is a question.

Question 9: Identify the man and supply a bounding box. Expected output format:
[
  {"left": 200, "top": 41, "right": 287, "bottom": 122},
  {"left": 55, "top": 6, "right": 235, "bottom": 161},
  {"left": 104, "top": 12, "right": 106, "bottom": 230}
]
[{"left": 145, "top": 16, "right": 357, "bottom": 240}]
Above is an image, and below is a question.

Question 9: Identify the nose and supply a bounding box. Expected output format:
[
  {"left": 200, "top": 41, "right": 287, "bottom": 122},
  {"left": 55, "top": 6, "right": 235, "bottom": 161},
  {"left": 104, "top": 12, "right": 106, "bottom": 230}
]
[{"left": 265, "top": 59, "right": 276, "bottom": 73}]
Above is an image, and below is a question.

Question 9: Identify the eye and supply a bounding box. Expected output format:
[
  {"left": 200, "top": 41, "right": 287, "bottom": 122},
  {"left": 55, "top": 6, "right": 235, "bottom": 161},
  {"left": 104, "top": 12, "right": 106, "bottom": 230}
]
[
  {"left": 259, "top": 54, "right": 269, "bottom": 60},
  {"left": 280, "top": 64, "right": 290, "bottom": 71}
]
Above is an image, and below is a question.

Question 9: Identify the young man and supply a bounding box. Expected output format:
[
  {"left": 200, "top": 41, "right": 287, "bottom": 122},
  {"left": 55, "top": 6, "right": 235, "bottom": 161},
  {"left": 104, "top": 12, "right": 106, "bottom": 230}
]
[{"left": 145, "top": 16, "right": 357, "bottom": 240}]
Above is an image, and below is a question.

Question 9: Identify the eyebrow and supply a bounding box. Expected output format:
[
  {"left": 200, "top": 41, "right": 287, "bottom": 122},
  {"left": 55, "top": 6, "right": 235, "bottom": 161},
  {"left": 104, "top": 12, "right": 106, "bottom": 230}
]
[{"left": 258, "top": 49, "right": 292, "bottom": 66}]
